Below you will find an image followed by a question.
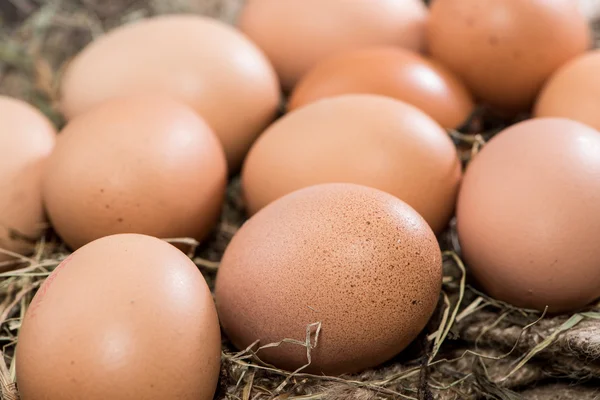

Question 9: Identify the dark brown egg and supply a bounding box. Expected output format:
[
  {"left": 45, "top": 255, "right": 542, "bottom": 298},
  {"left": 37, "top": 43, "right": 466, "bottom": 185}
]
[
  {"left": 289, "top": 46, "right": 475, "bottom": 128},
  {"left": 457, "top": 118, "right": 600, "bottom": 313},
  {"left": 16, "top": 233, "right": 221, "bottom": 400},
  {"left": 215, "top": 183, "right": 442, "bottom": 375}
]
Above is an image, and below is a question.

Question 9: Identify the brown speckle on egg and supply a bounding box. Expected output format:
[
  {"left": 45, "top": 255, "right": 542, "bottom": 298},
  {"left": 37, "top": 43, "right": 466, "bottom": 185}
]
[{"left": 215, "top": 183, "right": 442, "bottom": 375}]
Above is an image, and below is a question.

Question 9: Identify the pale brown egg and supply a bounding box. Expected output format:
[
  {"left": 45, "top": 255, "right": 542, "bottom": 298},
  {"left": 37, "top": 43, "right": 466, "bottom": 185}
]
[
  {"left": 59, "top": 14, "right": 280, "bottom": 170},
  {"left": 242, "top": 94, "right": 462, "bottom": 234},
  {"left": 0, "top": 96, "right": 56, "bottom": 266},
  {"left": 288, "top": 46, "right": 475, "bottom": 128},
  {"left": 238, "top": 0, "right": 428, "bottom": 92},
  {"left": 215, "top": 183, "right": 442, "bottom": 375},
  {"left": 457, "top": 118, "right": 600, "bottom": 313},
  {"left": 428, "top": 0, "right": 591, "bottom": 113},
  {"left": 534, "top": 50, "right": 600, "bottom": 131},
  {"left": 16, "top": 233, "right": 221, "bottom": 400},
  {"left": 43, "top": 95, "right": 226, "bottom": 250}
]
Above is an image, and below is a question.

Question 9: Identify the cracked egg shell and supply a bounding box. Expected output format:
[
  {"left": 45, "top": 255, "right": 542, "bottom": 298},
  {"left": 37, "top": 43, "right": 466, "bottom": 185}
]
[
  {"left": 215, "top": 183, "right": 442, "bottom": 375},
  {"left": 16, "top": 233, "right": 221, "bottom": 400},
  {"left": 0, "top": 96, "right": 56, "bottom": 265},
  {"left": 42, "top": 95, "right": 226, "bottom": 250}
]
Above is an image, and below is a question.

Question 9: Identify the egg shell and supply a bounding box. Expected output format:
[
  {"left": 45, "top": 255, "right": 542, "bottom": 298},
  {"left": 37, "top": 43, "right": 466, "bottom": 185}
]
[
  {"left": 43, "top": 95, "right": 227, "bottom": 250},
  {"left": 288, "top": 46, "right": 475, "bottom": 128},
  {"left": 16, "top": 233, "right": 221, "bottom": 400},
  {"left": 0, "top": 96, "right": 56, "bottom": 266},
  {"left": 242, "top": 94, "right": 462, "bottom": 234},
  {"left": 238, "top": 0, "right": 428, "bottom": 92},
  {"left": 427, "top": 0, "right": 591, "bottom": 113},
  {"left": 59, "top": 14, "right": 280, "bottom": 170},
  {"left": 534, "top": 50, "right": 600, "bottom": 131},
  {"left": 457, "top": 118, "right": 600, "bottom": 313},
  {"left": 215, "top": 183, "right": 442, "bottom": 375}
]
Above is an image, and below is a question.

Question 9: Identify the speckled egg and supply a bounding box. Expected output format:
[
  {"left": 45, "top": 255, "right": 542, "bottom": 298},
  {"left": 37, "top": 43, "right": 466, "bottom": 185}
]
[
  {"left": 215, "top": 183, "right": 442, "bottom": 375},
  {"left": 0, "top": 96, "right": 56, "bottom": 266},
  {"left": 428, "top": 0, "right": 591, "bottom": 113},
  {"left": 242, "top": 94, "right": 462, "bottom": 234},
  {"left": 16, "top": 234, "right": 221, "bottom": 400},
  {"left": 457, "top": 118, "right": 600, "bottom": 313},
  {"left": 59, "top": 14, "right": 280, "bottom": 170},
  {"left": 238, "top": 0, "right": 428, "bottom": 91},
  {"left": 534, "top": 50, "right": 600, "bottom": 131},
  {"left": 43, "top": 95, "right": 226, "bottom": 250},
  {"left": 288, "top": 46, "right": 475, "bottom": 128}
]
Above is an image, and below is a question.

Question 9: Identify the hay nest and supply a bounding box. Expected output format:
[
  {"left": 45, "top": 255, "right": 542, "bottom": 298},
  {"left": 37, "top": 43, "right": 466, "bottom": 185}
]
[{"left": 1, "top": 1, "right": 600, "bottom": 399}]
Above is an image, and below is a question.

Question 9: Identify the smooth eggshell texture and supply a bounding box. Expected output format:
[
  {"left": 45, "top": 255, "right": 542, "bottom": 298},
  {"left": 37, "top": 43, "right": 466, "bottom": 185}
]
[
  {"left": 238, "top": 0, "right": 428, "bottom": 92},
  {"left": 457, "top": 118, "right": 600, "bottom": 313},
  {"left": 0, "top": 96, "right": 56, "bottom": 266},
  {"left": 242, "top": 94, "right": 462, "bottom": 234},
  {"left": 59, "top": 14, "right": 280, "bottom": 170},
  {"left": 534, "top": 50, "right": 600, "bottom": 131},
  {"left": 428, "top": 0, "right": 591, "bottom": 113},
  {"left": 43, "top": 95, "right": 226, "bottom": 250},
  {"left": 215, "top": 183, "right": 442, "bottom": 375},
  {"left": 288, "top": 46, "right": 475, "bottom": 128},
  {"left": 16, "top": 233, "right": 221, "bottom": 400}
]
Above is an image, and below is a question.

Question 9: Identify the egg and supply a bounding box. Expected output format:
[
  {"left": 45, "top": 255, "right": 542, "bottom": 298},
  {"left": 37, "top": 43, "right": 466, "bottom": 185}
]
[
  {"left": 288, "top": 46, "right": 475, "bottom": 128},
  {"left": 43, "top": 95, "right": 226, "bottom": 250},
  {"left": 457, "top": 118, "right": 600, "bottom": 313},
  {"left": 242, "top": 94, "right": 462, "bottom": 234},
  {"left": 0, "top": 96, "right": 56, "bottom": 266},
  {"left": 428, "top": 0, "right": 591, "bottom": 113},
  {"left": 16, "top": 233, "right": 221, "bottom": 400},
  {"left": 238, "top": 0, "right": 428, "bottom": 92},
  {"left": 59, "top": 14, "right": 280, "bottom": 170},
  {"left": 534, "top": 50, "right": 600, "bottom": 131},
  {"left": 215, "top": 183, "right": 442, "bottom": 375}
]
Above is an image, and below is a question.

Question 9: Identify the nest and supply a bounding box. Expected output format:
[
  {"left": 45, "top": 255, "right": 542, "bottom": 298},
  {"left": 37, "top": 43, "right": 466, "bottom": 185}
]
[{"left": 1, "top": 1, "right": 600, "bottom": 399}]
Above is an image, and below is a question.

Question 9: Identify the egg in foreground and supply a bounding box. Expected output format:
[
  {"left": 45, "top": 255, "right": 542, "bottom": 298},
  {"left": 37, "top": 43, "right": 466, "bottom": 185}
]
[
  {"left": 0, "top": 96, "right": 56, "bottom": 266},
  {"left": 43, "top": 95, "right": 226, "bottom": 250},
  {"left": 457, "top": 118, "right": 600, "bottom": 313},
  {"left": 215, "top": 183, "right": 442, "bottom": 375},
  {"left": 16, "top": 233, "right": 221, "bottom": 400},
  {"left": 242, "top": 94, "right": 462, "bottom": 234}
]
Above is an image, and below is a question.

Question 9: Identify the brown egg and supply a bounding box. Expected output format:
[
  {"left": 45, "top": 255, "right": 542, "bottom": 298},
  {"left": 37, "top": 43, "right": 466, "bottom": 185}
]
[
  {"left": 242, "top": 94, "right": 462, "bottom": 234},
  {"left": 215, "top": 183, "right": 442, "bottom": 375},
  {"left": 457, "top": 118, "right": 600, "bottom": 313},
  {"left": 0, "top": 96, "right": 56, "bottom": 266},
  {"left": 16, "top": 233, "right": 221, "bottom": 400},
  {"left": 428, "top": 0, "right": 591, "bottom": 113},
  {"left": 288, "top": 46, "right": 475, "bottom": 128},
  {"left": 60, "top": 14, "right": 280, "bottom": 170},
  {"left": 43, "top": 95, "right": 226, "bottom": 250},
  {"left": 534, "top": 50, "right": 600, "bottom": 130},
  {"left": 238, "top": 0, "right": 428, "bottom": 92}
]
